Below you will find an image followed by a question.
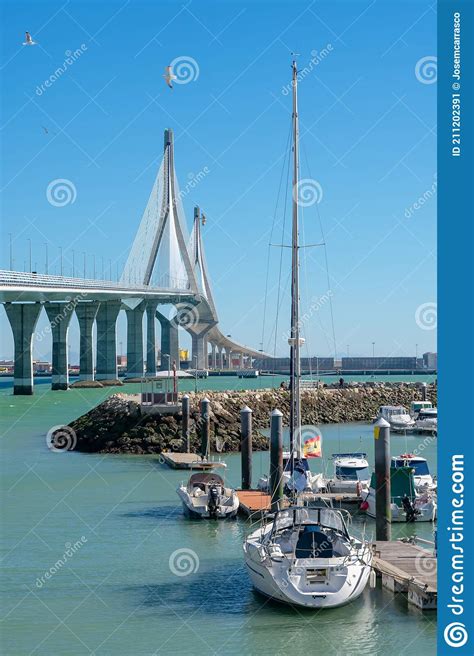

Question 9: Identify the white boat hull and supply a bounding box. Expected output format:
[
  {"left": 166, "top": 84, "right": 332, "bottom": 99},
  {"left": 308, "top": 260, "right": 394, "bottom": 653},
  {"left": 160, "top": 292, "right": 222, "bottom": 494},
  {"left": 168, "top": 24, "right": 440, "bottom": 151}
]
[
  {"left": 177, "top": 487, "right": 239, "bottom": 519},
  {"left": 244, "top": 546, "right": 371, "bottom": 608},
  {"left": 361, "top": 490, "right": 436, "bottom": 522}
]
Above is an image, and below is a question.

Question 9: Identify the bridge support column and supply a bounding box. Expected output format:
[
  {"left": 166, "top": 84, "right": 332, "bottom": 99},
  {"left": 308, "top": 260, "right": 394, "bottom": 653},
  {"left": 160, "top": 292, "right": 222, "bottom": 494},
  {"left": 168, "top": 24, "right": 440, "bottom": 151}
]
[
  {"left": 96, "top": 300, "right": 121, "bottom": 381},
  {"left": 218, "top": 347, "right": 224, "bottom": 370},
  {"left": 146, "top": 301, "right": 158, "bottom": 376},
  {"left": 226, "top": 348, "right": 232, "bottom": 370},
  {"left": 191, "top": 334, "right": 207, "bottom": 370},
  {"left": 239, "top": 353, "right": 244, "bottom": 369},
  {"left": 45, "top": 302, "right": 75, "bottom": 390},
  {"left": 4, "top": 302, "right": 42, "bottom": 395},
  {"left": 76, "top": 301, "right": 100, "bottom": 381},
  {"left": 211, "top": 343, "right": 217, "bottom": 369},
  {"left": 125, "top": 301, "right": 146, "bottom": 379},
  {"left": 157, "top": 311, "right": 179, "bottom": 370}
]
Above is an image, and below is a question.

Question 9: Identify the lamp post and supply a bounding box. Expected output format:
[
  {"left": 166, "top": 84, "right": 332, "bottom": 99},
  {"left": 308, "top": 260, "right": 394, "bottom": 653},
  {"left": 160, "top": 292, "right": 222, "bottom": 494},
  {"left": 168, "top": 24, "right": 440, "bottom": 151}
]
[{"left": 163, "top": 354, "right": 170, "bottom": 395}]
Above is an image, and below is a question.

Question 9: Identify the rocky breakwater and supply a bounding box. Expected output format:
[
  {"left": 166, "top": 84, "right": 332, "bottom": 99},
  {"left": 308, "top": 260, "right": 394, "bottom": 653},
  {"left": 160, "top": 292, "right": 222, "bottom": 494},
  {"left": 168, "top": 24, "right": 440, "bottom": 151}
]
[{"left": 68, "top": 382, "right": 436, "bottom": 455}]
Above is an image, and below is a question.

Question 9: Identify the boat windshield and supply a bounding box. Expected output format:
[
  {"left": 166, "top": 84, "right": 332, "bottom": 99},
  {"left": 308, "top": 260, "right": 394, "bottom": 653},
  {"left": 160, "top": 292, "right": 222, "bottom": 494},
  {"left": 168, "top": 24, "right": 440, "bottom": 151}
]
[
  {"left": 270, "top": 507, "right": 349, "bottom": 538},
  {"left": 335, "top": 465, "right": 370, "bottom": 481},
  {"left": 393, "top": 459, "right": 430, "bottom": 476},
  {"left": 382, "top": 406, "right": 406, "bottom": 417}
]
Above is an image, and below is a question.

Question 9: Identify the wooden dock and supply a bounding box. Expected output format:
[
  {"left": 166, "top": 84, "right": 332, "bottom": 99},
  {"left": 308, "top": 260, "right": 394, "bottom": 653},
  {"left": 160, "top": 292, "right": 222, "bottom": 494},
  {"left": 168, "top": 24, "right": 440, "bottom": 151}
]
[
  {"left": 237, "top": 490, "right": 360, "bottom": 518},
  {"left": 237, "top": 490, "right": 273, "bottom": 517},
  {"left": 160, "top": 453, "right": 226, "bottom": 470},
  {"left": 372, "top": 540, "right": 437, "bottom": 609}
]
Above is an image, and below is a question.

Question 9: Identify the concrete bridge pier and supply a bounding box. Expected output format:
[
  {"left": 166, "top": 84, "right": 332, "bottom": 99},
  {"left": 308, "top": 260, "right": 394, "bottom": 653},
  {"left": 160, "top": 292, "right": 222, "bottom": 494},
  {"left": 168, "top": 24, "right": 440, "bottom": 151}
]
[
  {"left": 225, "top": 347, "right": 232, "bottom": 370},
  {"left": 211, "top": 343, "right": 217, "bottom": 369},
  {"left": 45, "top": 302, "right": 75, "bottom": 390},
  {"left": 239, "top": 352, "right": 244, "bottom": 369},
  {"left": 125, "top": 301, "right": 146, "bottom": 379},
  {"left": 218, "top": 347, "right": 224, "bottom": 370},
  {"left": 191, "top": 330, "right": 212, "bottom": 369},
  {"left": 95, "top": 300, "right": 121, "bottom": 381},
  {"left": 76, "top": 301, "right": 100, "bottom": 381},
  {"left": 4, "top": 302, "right": 42, "bottom": 395},
  {"left": 146, "top": 301, "right": 159, "bottom": 376},
  {"left": 157, "top": 310, "right": 179, "bottom": 370}
]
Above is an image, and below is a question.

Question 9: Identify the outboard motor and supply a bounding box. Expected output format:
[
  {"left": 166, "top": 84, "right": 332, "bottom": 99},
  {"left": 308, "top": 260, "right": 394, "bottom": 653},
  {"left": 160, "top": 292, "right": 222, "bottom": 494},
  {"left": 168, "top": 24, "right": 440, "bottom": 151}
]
[
  {"left": 402, "top": 495, "right": 420, "bottom": 522},
  {"left": 208, "top": 485, "right": 220, "bottom": 518}
]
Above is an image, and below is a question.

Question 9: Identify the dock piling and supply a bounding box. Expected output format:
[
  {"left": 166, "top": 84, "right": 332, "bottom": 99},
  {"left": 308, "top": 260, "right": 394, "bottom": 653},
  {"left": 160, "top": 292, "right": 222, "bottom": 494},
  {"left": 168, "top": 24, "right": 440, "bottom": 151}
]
[
  {"left": 200, "top": 397, "right": 210, "bottom": 459},
  {"left": 270, "top": 409, "right": 283, "bottom": 513},
  {"left": 374, "top": 417, "right": 391, "bottom": 541},
  {"left": 240, "top": 406, "right": 253, "bottom": 490},
  {"left": 182, "top": 394, "right": 190, "bottom": 452},
  {"left": 420, "top": 382, "right": 427, "bottom": 401}
]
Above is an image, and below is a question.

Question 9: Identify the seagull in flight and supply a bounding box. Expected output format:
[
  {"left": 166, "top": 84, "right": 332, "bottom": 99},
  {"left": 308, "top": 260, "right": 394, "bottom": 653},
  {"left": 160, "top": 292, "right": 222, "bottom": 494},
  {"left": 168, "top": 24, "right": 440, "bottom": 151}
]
[
  {"left": 163, "top": 65, "right": 176, "bottom": 89},
  {"left": 23, "top": 31, "right": 37, "bottom": 46}
]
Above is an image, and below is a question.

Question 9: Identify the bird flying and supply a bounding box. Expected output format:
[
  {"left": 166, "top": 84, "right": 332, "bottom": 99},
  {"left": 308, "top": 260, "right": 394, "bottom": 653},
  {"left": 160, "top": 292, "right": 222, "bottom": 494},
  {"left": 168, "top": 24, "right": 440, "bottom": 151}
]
[
  {"left": 163, "top": 65, "right": 176, "bottom": 89},
  {"left": 23, "top": 31, "right": 37, "bottom": 46}
]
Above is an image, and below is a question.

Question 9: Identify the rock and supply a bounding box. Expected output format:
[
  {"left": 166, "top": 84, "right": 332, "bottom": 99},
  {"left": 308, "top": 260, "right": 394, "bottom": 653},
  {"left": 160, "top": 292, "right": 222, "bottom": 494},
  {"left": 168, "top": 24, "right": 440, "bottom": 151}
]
[{"left": 69, "top": 383, "right": 437, "bottom": 455}]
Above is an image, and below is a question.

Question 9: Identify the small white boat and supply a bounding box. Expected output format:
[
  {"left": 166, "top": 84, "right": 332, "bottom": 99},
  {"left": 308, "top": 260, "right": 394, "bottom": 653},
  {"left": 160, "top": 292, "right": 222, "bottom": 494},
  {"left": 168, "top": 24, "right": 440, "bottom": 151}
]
[
  {"left": 360, "top": 466, "right": 436, "bottom": 522},
  {"left": 177, "top": 472, "right": 239, "bottom": 519},
  {"left": 414, "top": 407, "right": 437, "bottom": 434},
  {"left": 410, "top": 400, "right": 433, "bottom": 417},
  {"left": 326, "top": 453, "right": 370, "bottom": 495},
  {"left": 257, "top": 452, "right": 325, "bottom": 494},
  {"left": 244, "top": 506, "right": 372, "bottom": 608},
  {"left": 377, "top": 405, "right": 415, "bottom": 433},
  {"left": 391, "top": 453, "right": 436, "bottom": 492}
]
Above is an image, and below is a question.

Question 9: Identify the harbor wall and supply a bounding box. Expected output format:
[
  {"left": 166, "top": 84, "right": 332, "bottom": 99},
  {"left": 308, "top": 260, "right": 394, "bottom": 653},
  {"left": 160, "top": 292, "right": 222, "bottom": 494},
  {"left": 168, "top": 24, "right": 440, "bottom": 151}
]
[{"left": 68, "top": 382, "right": 437, "bottom": 455}]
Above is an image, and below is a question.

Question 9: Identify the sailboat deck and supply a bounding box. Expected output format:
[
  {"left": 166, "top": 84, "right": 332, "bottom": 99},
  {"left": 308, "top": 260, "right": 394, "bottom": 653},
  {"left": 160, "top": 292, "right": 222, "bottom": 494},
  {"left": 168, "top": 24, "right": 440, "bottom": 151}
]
[{"left": 237, "top": 490, "right": 361, "bottom": 517}]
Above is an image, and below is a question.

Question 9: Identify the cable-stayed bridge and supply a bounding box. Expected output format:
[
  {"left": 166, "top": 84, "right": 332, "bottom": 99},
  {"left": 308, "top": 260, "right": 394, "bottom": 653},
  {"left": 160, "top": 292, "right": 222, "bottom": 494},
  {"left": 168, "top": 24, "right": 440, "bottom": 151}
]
[{"left": 0, "top": 129, "right": 271, "bottom": 394}]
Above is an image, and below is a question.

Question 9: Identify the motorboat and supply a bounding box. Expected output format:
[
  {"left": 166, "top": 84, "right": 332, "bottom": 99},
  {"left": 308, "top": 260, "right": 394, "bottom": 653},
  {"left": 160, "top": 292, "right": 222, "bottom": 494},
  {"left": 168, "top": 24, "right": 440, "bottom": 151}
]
[
  {"left": 243, "top": 506, "right": 372, "bottom": 608},
  {"left": 243, "top": 59, "right": 372, "bottom": 610},
  {"left": 360, "top": 466, "right": 436, "bottom": 522},
  {"left": 414, "top": 407, "right": 437, "bottom": 434},
  {"left": 326, "top": 453, "right": 370, "bottom": 495},
  {"left": 391, "top": 453, "right": 436, "bottom": 492},
  {"left": 410, "top": 400, "right": 433, "bottom": 417},
  {"left": 377, "top": 405, "right": 415, "bottom": 433},
  {"left": 257, "top": 452, "right": 325, "bottom": 494},
  {"left": 177, "top": 472, "right": 239, "bottom": 519}
]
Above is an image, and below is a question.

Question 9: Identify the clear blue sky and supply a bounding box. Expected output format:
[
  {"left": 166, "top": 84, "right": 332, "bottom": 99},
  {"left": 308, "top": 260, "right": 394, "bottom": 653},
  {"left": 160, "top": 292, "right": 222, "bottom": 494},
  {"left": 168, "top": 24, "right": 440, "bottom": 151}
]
[{"left": 0, "top": 0, "right": 437, "bottom": 361}]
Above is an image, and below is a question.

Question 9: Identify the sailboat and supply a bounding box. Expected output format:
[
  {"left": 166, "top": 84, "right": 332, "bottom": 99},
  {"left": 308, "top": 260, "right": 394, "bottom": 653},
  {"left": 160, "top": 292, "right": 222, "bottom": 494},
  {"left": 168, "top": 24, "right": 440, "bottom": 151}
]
[{"left": 243, "top": 60, "right": 372, "bottom": 608}]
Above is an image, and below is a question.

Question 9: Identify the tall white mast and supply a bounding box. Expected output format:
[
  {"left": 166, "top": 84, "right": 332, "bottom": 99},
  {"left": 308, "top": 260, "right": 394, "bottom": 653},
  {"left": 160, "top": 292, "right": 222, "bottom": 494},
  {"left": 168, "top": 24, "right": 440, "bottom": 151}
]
[{"left": 289, "top": 60, "right": 302, "bottom": 462}]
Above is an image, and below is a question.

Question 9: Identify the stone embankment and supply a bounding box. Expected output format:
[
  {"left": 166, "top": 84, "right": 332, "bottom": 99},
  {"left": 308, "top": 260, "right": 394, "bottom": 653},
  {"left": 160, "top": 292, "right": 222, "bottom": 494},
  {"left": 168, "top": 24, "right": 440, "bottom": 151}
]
[{"left": 68, "top": 382, "right": 436, "bottom": 455}]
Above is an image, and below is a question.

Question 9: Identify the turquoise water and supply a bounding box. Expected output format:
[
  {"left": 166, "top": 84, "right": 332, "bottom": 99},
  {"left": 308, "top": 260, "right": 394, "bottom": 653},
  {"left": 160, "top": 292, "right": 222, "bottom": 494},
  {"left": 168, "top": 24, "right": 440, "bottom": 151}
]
[{"left": 0, "top": 377, "right": 436, "bottom": 655}]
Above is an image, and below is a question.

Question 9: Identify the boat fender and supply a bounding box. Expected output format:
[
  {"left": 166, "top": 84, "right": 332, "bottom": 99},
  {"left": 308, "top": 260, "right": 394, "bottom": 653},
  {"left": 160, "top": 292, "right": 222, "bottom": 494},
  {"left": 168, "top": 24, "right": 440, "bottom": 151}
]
[
  {"left": 360, "top": 501, "right": 369, "bottom": 512},
  {"left": 369, "top": 569, "right": 377, "bottom": 589}
]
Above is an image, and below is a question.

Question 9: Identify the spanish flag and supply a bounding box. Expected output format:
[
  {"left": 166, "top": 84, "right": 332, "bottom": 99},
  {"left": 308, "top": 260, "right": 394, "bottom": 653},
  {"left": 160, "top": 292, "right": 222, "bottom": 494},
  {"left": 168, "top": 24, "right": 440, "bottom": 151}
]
[{"left": 303, "top": 434, "right": 322, "bottom": 458}]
